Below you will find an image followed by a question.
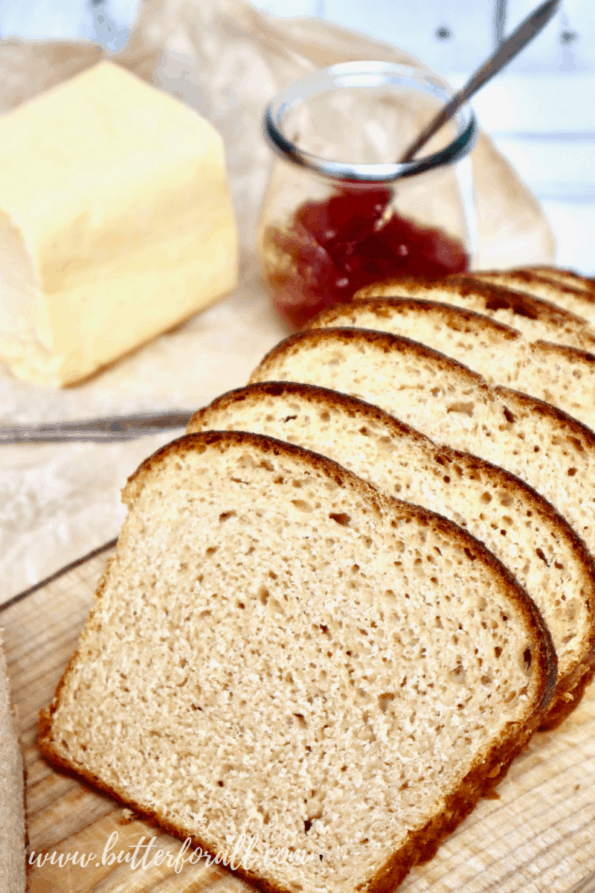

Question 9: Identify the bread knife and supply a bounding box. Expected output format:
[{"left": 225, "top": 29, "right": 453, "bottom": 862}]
[{"left": 0, "top": 411, "right": 194, "bottom": 443}]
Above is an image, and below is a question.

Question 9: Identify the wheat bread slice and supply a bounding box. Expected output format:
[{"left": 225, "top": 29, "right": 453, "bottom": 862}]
[
  {"left": 353, "top": 275, "right": 595, "bottom": 351},
  {"left": 471, "top": 270, "right": 595, "bottom": 326},
  {"left": 250, "top": 329, "right": 595, "bottom": 706},
  {"left": 190, "top": 382, "right": 595, "bottom": 727},
  {"left": 308, "top": 298, "right": 595, "bottom": 432},
  {"left": 39, "top": 431, "right": 556, "bottom": 893}
]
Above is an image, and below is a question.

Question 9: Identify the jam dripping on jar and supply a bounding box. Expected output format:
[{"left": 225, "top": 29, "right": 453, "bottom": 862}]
[{"left": 265, "top": 187, "right": 469, "bottom": 330}]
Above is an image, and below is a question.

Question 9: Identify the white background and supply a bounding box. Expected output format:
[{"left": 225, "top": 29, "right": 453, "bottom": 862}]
[{"left": 1, "top": 0, "right": 594, "bottom": 272}]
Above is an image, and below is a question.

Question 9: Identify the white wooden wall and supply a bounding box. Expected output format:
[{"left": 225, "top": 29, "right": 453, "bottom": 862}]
[
  {"left": 1, "top": 0, "right": 594, "bottom": 272},
  {"left": 254, "top": 0, "right": 594, "bottom": 75},
  {"left": 1, "top": 1, "right": 592, "bottom": 74}
]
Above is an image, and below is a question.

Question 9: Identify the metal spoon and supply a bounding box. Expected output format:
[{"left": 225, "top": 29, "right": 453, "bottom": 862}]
[{"left": 400, "top": 0, "right": 561, "bottom": 163}]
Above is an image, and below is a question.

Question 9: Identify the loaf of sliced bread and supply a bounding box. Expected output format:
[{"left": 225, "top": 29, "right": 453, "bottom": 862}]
[
  {"left": 189, "top": 382, "right": 595, "bottom": 727},
  {"left": 471, "top": 270, "right": 595, "bottom": 326},
  {"left": 250, "top": 329, "right": 595, "bottom": 700},
  {"left": 353, "top": 275, "right": 595, "bottom": 351},
  {"left": 308, "top": 298, "right": 595, "bottom": 432},
  {"left": 39, "top": 431, "right": 556, "bottom": 893}
]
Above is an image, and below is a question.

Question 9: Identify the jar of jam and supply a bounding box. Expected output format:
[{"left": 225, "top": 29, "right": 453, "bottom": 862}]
[{"left": 259, "top": 61, "right": 478, "bottom": 330}]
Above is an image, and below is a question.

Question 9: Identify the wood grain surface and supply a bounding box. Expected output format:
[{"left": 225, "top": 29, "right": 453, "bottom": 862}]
[{"left": 2, "top": 547, "right": 595, "bottom": 893}]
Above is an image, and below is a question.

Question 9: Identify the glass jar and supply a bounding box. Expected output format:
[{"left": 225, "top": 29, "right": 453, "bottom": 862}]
[{"left": 259, "top": 61, "right": 478, "bottom": 330}]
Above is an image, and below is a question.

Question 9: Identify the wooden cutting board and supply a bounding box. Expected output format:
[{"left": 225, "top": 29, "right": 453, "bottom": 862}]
[{"left": 2, "top": 544, "right": 595, "bottom": 893}]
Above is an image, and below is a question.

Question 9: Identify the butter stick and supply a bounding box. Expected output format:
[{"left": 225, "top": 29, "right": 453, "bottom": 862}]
[{"left": 0, "top": 61, "right": 239, "bottom": 386}]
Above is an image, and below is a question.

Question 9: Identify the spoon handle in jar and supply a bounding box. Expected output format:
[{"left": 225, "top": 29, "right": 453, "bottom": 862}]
[{"left": 399, "top": 0, "right": 561, "bottom": 163}]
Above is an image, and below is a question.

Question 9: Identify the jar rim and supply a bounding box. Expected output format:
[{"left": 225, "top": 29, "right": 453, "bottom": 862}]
[{"left": 263, "top": 61, "right": 477, "bottom": 183}]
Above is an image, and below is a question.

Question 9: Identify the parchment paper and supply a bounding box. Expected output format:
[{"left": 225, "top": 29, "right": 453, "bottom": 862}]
[{"left": 0, "top": 0, "right": 557, "bottom": 599}]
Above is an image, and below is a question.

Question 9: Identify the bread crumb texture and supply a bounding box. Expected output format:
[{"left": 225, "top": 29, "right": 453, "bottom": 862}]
[
  {"left": 44, "top": 434, "right": 547, "bottom": 893},
  {"left": 190, "top": 382, "right": 595, "bottom": 695},
  {"left": 309, "top": 298, "right": 595, "bottom": 432},
  {"left": 251, "top": 330, "right": 595, "bottom": 568},
  {"left": 354, "top": 276, "right": 595, "bottom": 351}
]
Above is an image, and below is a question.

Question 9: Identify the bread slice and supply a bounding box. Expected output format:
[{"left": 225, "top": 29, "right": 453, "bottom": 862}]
[
  {"left": 0, "top": 637, "right": 26, "bottom": 893},
  {"left": 39, "top": 431, "right": 556, "bottom": 893},
  {"left": 307, "top": 298, "right": 595, "bottom": 432},
  {"left": 189, "top": 381, "right": 595, "bottom": 727},
  {"left": 353, "top": 275, "right": 595, "bottom": 351},
  {"left": 250, "top": 329, "right": 595, "bottom": 702},
  {"left": 471, "top": 270, "right": 595, "bottom": 326}
]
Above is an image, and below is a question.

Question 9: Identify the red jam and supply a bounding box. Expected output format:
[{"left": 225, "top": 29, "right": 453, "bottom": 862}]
[{"left": 265, "top": 187, "right": 469, "bottom": 330}]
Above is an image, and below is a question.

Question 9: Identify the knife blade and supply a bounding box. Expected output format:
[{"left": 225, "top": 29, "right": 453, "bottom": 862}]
[{"left": 0, "top": 411, "right": 194, "bottom": 443}]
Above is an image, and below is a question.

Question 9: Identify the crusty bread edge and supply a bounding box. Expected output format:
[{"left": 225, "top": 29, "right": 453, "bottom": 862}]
[
  {"left": 252, "top": 325, "right": 595, "bottom": 528},
  {"left": 252, "top": 323, "right": 595, "bottom": 465},
  {"left": 473, "top": 269, "right": 595, "bottom": 306},
  {"left": 39, "top": 431, "right": 557, "bottom": 893},
  {"left": 250, "top": 326, "right": 491, "bottom": 392},
  {"left": 310, "top": 298, "right": 595, "bottom": 370},
  {"left": 353, "top": 274, "right": 589, "bottom": 329},
  {"left": 533, "top": 339, "right": 595, "bottom": 364},
  {"left": 307, "top": 297, "right": 523, "bottom": 342},
  {"left": 522, "top": 267, "right": 595, "bottom": 298},
  {"left": 189, "top": 380, "right": 432, "bottom": 448}
]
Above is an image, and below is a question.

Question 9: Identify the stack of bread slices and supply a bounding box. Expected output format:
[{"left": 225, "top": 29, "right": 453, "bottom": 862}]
[{"left": 41, "top": 266, "right": 595, "bottom": 893}]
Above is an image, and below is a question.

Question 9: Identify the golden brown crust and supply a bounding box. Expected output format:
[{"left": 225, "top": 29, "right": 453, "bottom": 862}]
[
  {"left": 307, "top": 297, "right": 522, "bottom": 342},
  {"left": 40, "top": 430, "right": 557, "bottom": 893},
  {"left": 474, "top": 269, "right": 595, "bottom": 306},
  {"left": 308, "top": 298, "right": 595, "bottom": 415},
  {"left": 450, "top": 275, "right": 590, "bottom": 324},
  {"left": 252, "top": 326, "right": 491, "bottom": 393},
  {"left": 540, "top": 659, "right": 595, "bottom": 730},
  {"left": 302, "top": 300, "right": 595, "bottom": 454},
  {"left": 354, "top": 274, "right": 589, "bottom": 328},
  {"left": 189, "top": 380, "right": 431, "bottom": 446},
  {"left": 520, "top": 267, "right": 595, "bottom": 298},
  {"left": 533, "top": 339, "right": 595, "bottom": 363},
  {"left": 492, "top": 380, "right": 595, "bottom": 453}
]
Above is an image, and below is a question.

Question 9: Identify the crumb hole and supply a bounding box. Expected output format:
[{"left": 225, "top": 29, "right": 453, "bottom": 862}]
[{"left": 329, "top": 512, "right": 351, "bottom": 526}]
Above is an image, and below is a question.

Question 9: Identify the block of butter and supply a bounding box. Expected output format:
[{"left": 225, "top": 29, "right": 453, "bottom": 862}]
[{"left": 0, "top": 61, "right": 239, "bottom": 386}]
